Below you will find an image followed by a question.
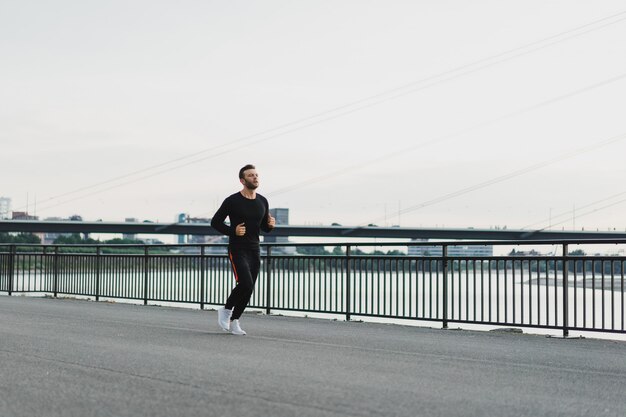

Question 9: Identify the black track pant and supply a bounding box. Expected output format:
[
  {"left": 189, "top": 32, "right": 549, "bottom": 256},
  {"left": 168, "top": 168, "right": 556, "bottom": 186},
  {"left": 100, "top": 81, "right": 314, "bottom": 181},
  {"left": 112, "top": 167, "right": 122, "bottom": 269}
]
[{"left": 225, "top": 247, "right": 260, "bottom": 320}]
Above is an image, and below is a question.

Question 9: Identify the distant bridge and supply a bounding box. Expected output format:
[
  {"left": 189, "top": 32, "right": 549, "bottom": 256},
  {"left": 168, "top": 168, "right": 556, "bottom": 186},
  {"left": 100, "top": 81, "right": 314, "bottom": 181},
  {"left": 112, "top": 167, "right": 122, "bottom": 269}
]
[{"left": 2, "top": 220, "right": 626, "bottom": 240}]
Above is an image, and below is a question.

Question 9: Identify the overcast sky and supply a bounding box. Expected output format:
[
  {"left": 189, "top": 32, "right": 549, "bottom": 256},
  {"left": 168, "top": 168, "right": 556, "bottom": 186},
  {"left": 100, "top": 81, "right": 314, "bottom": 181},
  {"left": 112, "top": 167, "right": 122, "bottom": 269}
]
[{"left": 2, "top": 1, "right": 626, "bottom": 231}]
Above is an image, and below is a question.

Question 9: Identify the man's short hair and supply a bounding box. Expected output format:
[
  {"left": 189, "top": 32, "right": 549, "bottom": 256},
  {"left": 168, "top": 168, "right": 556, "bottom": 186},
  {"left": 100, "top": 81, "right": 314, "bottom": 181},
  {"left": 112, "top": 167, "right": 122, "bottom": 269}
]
[{"left": 239, "top": 164, "right": 256, "bottom": 179}]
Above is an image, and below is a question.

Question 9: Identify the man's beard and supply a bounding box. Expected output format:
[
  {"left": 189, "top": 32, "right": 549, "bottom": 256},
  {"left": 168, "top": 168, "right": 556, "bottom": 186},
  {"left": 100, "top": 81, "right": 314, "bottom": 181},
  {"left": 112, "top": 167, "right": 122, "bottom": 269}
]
[{"left": 243, "top": 179, "right": 258, "bottom": 190}]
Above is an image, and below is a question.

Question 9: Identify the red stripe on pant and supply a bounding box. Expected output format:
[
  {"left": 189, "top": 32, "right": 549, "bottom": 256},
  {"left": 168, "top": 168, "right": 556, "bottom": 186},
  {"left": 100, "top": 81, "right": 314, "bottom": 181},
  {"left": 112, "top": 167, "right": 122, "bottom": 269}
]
[{"left": 228, "top": 250, "right": 239, "bottom": 282}]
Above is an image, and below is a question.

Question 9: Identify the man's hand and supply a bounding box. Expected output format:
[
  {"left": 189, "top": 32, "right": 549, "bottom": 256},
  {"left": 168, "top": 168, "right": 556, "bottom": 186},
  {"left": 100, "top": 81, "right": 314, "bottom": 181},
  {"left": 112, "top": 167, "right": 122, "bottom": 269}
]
[
  {"left": 267, "top": 214, "right": 276, "bottom": 229},
  {"left": 235, "top": 223, "right": 246, "bottom": 236}
]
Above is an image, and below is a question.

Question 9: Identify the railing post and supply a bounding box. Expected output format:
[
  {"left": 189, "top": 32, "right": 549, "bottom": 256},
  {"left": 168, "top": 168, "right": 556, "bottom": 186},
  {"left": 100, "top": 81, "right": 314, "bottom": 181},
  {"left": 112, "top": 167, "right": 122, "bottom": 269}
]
[
  {"left": 562, "top": 243, "right": 569, "bottom": 338},
  {"left": 143, "top": 246, "right": 149, "bottom": 305},
  {"left": 95, "top": 246, "right": 101, "bottom": 302},
  {"left": 265, "top": 245, "right": 272, "bottom": 315},
  {"left": 346, "top": 245, "right": 351, "bottom": 321},
  {"left": 200, "top": 246, "right": 205, "bottom": 310},
  {"left": 442, "top": 245, "right": 449, "bottom": 329},
  {"left": 53, "top": 246, "right": 59, "bottom": 298},
  {"left": 8, "top": 245, "right": 16, "bottom": 296}
]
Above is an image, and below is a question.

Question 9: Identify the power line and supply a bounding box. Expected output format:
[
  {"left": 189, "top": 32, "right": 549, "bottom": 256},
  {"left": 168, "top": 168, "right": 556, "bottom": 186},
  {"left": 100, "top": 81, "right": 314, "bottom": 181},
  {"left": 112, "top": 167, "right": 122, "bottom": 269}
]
[
  {"left": 356, "top": 132, "right": 626, "bottom": 228},
  {"left": 522, "top": 190, "right": 626, "bottom": 230},
  {"left": 35, "top": 68, "right": 626, "bottom": 221},
  {"left": 266, "top": 71, "right": 626, "bottom": 197},
  {"left": 25, "top": 10, "right": 626, "bottom": 215},
  {"left": 532, "top": 196, "right": 626, "bottom": 232}
]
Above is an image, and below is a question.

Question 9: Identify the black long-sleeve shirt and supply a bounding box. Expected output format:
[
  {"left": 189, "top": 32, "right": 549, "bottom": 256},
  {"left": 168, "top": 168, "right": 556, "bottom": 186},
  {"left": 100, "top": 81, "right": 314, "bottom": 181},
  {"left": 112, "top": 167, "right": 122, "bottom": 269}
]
[{"left": 210, "top": 192, "right": 272, "bottom": 248}]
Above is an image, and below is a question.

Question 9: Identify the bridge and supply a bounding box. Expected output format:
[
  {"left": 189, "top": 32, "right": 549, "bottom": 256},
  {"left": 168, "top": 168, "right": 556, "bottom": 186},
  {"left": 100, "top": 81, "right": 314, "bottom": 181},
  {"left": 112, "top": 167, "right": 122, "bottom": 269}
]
[
  {"left": 1, "top": 295, "right": 625, "bottom": 417},
  {"left": 3, "top": 219, "right": 626, "bottom": 240}
]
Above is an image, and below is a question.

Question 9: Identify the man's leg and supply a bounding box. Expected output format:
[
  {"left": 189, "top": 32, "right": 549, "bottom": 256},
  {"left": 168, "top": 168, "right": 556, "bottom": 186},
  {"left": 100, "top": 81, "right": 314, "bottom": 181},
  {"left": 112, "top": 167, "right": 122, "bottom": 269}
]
[
  {"left": 231, "top": 250, "right": 260, "bottom": 320},
  {"left": 218, "top": 249, "right": 250, "bottom": 331},
  {"left": 225, "top": 249, "right": 255, "bottom": 318}
]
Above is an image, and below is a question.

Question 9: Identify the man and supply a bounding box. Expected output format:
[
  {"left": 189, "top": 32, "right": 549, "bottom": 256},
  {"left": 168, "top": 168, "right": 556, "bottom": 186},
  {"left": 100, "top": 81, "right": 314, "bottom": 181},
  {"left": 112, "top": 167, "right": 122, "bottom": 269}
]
[{"left": 211, "top": 164, "right": 275, "bottom": 335}]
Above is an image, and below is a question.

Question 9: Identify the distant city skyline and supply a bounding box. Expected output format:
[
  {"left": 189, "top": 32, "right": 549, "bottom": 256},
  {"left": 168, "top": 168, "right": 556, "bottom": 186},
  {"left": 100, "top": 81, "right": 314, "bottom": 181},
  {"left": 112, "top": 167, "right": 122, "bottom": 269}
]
[
  {"left": 2, "top": 1, "right": 625, "bottom": 231},
  {"left": 3, "top": 192, "right": 626, "bottom": 234}
]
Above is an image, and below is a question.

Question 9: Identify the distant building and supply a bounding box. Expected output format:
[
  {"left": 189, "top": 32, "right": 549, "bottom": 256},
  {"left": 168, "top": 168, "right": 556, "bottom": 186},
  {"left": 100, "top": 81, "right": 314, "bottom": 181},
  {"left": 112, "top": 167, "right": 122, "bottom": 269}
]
[
  {"left": 42, "top": 217, "right": 70, "bottom": 244},
  {"left": 186, "top": 216, "right": 213, "bottom": 244},
  {"left": 0, "top": 197, "right": 10, "bottom": 219},
  {"left": 408, "top": 239, "right": 493, "bottom": 257},
  {"left": 12, "top": 211, "right": 38, "bottom": 220},
  {"left": 264, "top": 208, "right": 295, "bottom": 254},
  {"left": 177, "top": 213, "right": 187, "bottom": 244},
  {"left": 508, "top": 249, "right": 543, "bottom": 257},
  {"left": 177, "top": 213, "right": 228, "bottom": 252},
  {"left": 143, "top": 238, "right": 165, "bottom": 245},
  {"left": 177, "top": 213, "right": 228, "bottom": 253},
  {"left": 124, "top": 218, "right": 139, "bottom": 241},
  {"left": 38, "top": 215, "right": 87, "bottom": 244},
  {"left": 269, "top": 208, "right": 289, "bottom": 225}
]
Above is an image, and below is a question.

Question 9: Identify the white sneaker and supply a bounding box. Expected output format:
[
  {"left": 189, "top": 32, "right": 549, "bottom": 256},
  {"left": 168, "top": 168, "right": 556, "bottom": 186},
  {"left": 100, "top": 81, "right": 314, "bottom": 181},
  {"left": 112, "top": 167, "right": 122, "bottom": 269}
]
[
  {"left": 230, "top": 319, "right": 246, "bottom": 336},
  {"left": 218, "top": 308, "right": 232, "bottom": 331}
]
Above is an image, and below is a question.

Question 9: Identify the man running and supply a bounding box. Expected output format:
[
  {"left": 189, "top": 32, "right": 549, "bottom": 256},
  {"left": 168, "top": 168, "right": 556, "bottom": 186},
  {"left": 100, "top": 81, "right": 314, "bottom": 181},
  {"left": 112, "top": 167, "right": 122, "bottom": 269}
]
[{"left": 211, "top": 164, "right": 275, "bottom": 335}]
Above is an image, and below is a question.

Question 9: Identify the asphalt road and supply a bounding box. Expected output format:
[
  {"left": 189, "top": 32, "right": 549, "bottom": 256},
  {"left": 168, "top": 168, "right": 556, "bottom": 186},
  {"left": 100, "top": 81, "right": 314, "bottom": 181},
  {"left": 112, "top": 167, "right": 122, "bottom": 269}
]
[{"left": 1, "top": 296, "right": 625, "bottom": 417}]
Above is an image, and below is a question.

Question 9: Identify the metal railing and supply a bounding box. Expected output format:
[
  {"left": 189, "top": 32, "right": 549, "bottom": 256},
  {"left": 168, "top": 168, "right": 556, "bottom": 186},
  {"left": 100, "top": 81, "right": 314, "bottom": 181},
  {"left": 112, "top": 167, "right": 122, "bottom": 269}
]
[{"left": 1, "top": 240, "right": 625, "bottom": 337}]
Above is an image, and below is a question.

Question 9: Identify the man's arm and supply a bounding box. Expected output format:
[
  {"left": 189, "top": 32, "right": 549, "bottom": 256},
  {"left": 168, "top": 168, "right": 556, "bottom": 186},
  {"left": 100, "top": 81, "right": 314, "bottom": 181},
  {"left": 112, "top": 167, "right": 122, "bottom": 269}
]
[
  {"left": 260, "top": 199, "right": 275, "bottom": 233},
  {"left": 210, "top": 200, "right": 233, "bottom": 236}
]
